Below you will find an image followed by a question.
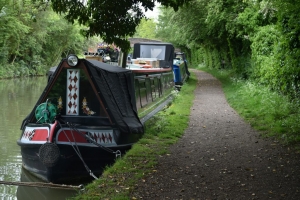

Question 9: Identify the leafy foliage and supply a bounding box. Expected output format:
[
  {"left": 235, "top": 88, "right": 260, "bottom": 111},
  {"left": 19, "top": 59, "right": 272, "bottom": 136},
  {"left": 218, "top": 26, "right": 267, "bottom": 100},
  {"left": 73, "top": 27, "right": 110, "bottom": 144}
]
[
  {"left": 250, "top": 25, "right": 279, "bottom": 84},
  {"left": 134, "top": 18, "right": 157, "bottom": 39},
  {"left": 155, "top": 0, "right": 300, "bottom": 99},
  {"left": 49, "top": 0, "right": 192, "bottom": 52},
  {"left": 0, "top": 0, "right": 90, "bottom": 78}
]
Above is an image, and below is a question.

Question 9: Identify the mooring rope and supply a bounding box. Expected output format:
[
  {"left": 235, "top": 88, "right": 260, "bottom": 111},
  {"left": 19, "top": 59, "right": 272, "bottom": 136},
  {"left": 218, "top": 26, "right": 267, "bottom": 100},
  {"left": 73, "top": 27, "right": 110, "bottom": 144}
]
[
  {"left": 56, "top": 120, "right": 122, "bottom": 180},
  {"left": 56, "top": 120, "right": 99, "bottom": 180},
  {"left": 67, "top": 122, "right": 119, "bottom": 155},
  {"left": 0, "top": 180, "right": 83, "bottom": 190}
]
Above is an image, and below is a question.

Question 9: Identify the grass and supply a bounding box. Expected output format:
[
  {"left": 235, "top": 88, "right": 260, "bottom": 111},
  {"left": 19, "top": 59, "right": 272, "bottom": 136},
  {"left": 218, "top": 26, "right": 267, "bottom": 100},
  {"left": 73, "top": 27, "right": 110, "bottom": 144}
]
[{"left": 71, "top": 71, "right": 197, "bottom": 200}]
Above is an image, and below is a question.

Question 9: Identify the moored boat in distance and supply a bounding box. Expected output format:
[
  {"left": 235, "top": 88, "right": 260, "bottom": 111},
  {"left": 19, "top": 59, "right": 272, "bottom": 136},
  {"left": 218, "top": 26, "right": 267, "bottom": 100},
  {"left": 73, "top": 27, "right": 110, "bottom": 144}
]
[
  {"left": 17, "top": 42, "right": 189, "bottom": 183},
  {"left": 127, "top": 42, "right": 189, "bottom": 110}
]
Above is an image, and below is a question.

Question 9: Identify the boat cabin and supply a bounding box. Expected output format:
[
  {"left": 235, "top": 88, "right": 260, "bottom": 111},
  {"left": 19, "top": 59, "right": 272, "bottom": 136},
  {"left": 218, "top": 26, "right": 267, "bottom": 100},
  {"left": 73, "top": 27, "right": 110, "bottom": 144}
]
[{"left": 21, "top": 55, "right": 144, "bottom": 135}]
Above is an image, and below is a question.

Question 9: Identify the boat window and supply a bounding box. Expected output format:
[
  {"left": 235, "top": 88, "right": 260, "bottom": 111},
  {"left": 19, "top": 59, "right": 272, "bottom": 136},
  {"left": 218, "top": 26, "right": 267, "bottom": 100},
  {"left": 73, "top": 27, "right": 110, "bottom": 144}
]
[{"left": 140, "top": 45, "right": 166, "bottom": 60}]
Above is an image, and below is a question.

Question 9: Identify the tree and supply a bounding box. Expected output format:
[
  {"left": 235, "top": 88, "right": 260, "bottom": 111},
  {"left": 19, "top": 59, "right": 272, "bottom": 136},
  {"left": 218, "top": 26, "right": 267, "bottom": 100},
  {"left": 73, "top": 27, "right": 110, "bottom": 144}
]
[
  {"left": 0, "top": 0, "right": 89, "bottom": 77},
  {"left": 47, "top": 0, "right": 192, "bottom": 53},
  {"left": 134, "top": 18, "right": 157, "bottom": 39}
]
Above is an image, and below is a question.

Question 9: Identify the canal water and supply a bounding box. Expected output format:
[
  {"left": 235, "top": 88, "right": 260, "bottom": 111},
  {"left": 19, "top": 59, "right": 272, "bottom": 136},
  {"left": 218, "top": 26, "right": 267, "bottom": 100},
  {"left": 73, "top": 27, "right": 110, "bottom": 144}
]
[{"left": 0, "top": 77, "right": 78, "bottom": 199}]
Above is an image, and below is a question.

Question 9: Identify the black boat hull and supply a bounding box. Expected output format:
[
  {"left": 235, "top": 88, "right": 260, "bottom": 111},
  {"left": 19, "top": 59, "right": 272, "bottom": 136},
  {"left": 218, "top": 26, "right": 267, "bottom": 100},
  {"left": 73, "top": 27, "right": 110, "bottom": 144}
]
[{"left": 18, "top": 141, "right": 132, "bottom": 183}]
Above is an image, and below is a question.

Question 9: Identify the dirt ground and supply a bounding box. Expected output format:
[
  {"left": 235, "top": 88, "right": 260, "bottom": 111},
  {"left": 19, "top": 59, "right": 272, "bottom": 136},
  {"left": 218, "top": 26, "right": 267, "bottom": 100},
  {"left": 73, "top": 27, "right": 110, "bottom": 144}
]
[{"left": 130, "top": 69, "right": 300, "bottom": 200}]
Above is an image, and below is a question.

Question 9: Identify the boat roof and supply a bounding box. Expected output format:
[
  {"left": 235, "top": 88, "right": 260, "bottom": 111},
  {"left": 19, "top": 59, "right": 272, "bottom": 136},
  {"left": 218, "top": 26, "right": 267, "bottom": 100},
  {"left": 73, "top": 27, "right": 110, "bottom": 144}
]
[
  {"left": 133, "top": 42, "right": 174, "bottom": 45},
  {"left": 22, "top": 58, "right": 144, "bottom": 134}
]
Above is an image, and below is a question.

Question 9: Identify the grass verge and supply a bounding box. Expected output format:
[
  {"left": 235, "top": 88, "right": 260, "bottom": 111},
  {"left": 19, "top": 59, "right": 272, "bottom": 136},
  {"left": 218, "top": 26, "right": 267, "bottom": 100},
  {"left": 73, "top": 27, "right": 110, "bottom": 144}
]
[
  {"left": 71, "top": 72, "right": 197, "bottom": 199},
  {"left": 197, "top": 66, "right": 300, "bottom": 147}
]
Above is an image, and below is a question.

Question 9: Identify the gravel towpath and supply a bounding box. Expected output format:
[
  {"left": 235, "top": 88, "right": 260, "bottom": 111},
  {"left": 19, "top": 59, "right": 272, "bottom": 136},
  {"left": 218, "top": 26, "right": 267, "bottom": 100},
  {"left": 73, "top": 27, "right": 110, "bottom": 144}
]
[{"left": 131, "top": 69, "right": 300, "bottom": 200}]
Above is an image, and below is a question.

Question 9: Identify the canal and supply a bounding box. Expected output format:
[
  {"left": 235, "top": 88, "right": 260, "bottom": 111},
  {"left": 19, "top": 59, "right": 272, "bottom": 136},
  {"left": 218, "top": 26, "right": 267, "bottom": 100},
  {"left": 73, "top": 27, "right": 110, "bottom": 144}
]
[{"left": 0, "top": 77, "right": 77, "bottom": 199}]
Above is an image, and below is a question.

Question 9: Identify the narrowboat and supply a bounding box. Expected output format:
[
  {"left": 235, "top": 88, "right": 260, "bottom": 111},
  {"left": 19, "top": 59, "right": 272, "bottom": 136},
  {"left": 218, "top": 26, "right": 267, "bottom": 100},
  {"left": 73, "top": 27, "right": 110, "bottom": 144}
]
[
  {"left": 17, "top": 42, "right": 189, "bottom": 184},
  {"left": 17, "top": 55, "right": 144, "bottom": 183},
  {"left": 130, "top": 42, "right": 189, "bottom": 87}
]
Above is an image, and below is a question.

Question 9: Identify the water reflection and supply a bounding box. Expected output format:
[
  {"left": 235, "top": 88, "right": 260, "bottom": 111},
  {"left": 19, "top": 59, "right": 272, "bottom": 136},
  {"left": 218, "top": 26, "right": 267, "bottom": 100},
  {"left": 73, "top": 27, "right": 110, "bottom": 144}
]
[
  {"left": 0, "top": 77, "right": 79, "bottom": 199},
  {"left": 17, "top": 169, "right": 78, "bottom": 200}
]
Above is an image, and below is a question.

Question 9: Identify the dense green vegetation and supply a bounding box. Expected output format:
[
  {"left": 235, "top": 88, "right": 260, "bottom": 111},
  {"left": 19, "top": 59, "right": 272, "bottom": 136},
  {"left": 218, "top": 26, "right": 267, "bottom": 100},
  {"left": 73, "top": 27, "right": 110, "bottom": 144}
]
[
  {"left": 155, "top": 0, "right": 300, "bottom": 102},
  {"left": 134, "top": 18, "right": 157, "bottom": 40},
  {"left": 0, "top": 0, "right": 100, "bottom": 78}
]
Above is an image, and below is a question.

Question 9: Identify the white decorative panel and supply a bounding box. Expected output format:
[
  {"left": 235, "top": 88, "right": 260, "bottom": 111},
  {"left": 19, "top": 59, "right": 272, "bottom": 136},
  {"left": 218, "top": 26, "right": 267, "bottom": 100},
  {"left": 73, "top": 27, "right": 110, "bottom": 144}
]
[{"left": 66, "top": 69, "right": 80, "bottom": 115}]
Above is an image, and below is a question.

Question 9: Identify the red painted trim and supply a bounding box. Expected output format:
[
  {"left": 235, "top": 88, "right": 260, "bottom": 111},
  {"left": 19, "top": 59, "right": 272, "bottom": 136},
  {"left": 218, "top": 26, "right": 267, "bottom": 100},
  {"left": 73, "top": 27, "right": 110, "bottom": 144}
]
[
  {"left": 31, "top": 129, "right": 48, "bottom": 141},
  {"left": 57, "top": 130, "right": 87, "bottom": 143},
  {"left": 48, "top": 120, "right": 57, "bottom": 142}
]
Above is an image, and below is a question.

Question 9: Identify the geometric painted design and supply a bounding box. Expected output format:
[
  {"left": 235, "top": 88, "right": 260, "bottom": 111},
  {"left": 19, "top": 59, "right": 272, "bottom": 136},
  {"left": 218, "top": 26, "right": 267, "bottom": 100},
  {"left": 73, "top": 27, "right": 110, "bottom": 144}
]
[
  {"left": 87, "top": 131, "right": 113, "bottom": 143},
  {"left": 56, "top": 129, "right": 116, "bottom": 147},
  {"left": 20, "top": 126, "right": 50, "bottom": 144},
  {"left": 22, "top": 129, "right": 36, "bottom": 141},
  {"left": 66, "top": 69, "right": 80, "bottom": 115}
]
